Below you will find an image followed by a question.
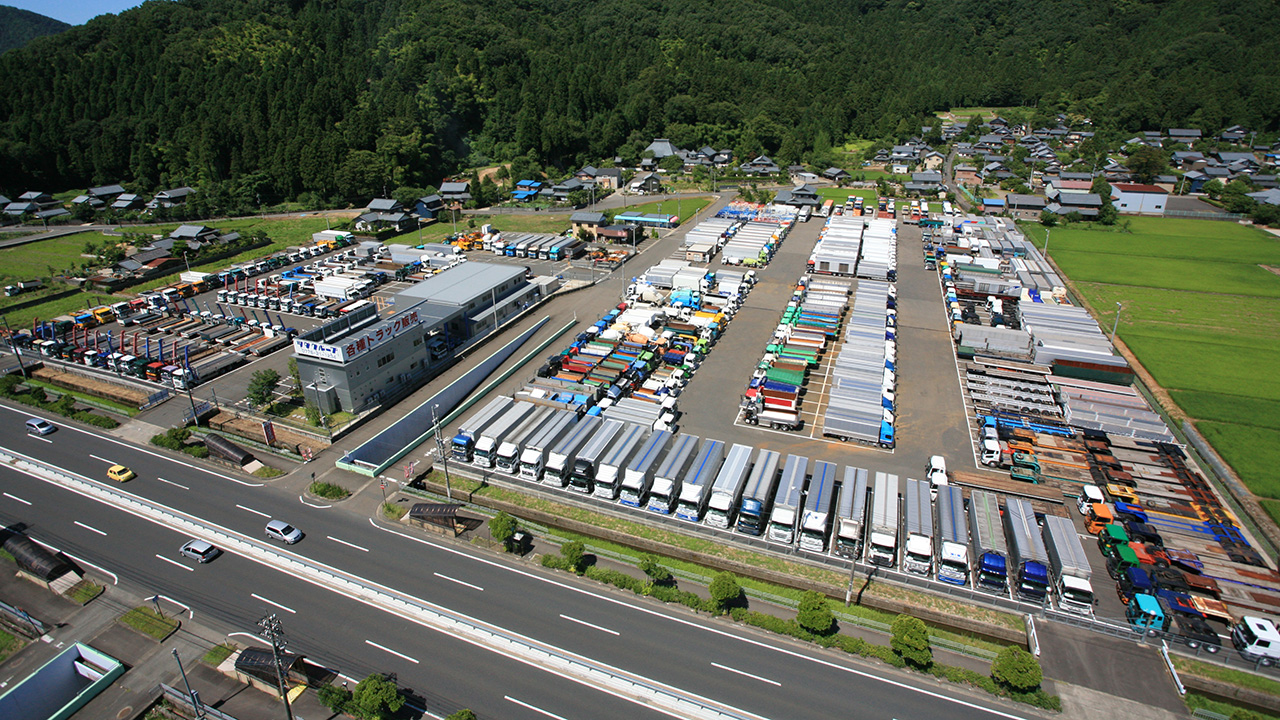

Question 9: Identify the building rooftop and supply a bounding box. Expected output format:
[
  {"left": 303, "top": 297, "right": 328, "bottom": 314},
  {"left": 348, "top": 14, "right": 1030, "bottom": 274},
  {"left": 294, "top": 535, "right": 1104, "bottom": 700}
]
[{"left": 394, "top": 262, "right": 525, "bottom": 307}]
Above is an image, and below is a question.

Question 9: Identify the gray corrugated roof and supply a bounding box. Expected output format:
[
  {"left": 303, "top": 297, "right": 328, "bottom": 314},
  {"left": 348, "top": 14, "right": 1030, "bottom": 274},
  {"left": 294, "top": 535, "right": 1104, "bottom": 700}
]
[{"left": 394, "top": 262, "right": 525, "bottom": 307}]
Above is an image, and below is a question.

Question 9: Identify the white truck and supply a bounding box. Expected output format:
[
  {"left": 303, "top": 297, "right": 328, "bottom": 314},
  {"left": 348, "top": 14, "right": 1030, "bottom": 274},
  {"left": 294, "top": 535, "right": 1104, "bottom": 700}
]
[
  {"left": 903, "top": 478, "right": 934, "bottom": 576},
  {"left": 798, "top": 460, "right": 839, "bottom": 552},
  {"left": 935, "top": 484, "right": 969, "bottom": 585},
  {"left": 543, "top": 416, "right": 602, "bottom": 487},
  {"left": 1041, "top": 514, "right": 1094, "bottom": 615},
  {"left": 768, "top": 455, "right": 809, "bottom": 545},
  {"left": 675, "top": 439, "right": 726, "bottom": 522},
  {"left": 494, "top": 406, "right": 555, "bottom": 474},
  {"left": 518, "top": 410, "right": 577, "bottom": 482},
  {"left": 833, "top": 466, "right": 870, "bottom": 559},
  {"left": 450, "top": 396, "right": 513, "bottom": 463},
  {"left": 926, "top": 455, "right": 948, "bottom": 497},
  {"left": 868, "top": 472, "right": 900, "bottom": 567},
  {"left": 619, "top": 430, "right": 673, "bottom": 507},
  {"left": 472, "top": 401, "right": 536, "bottom": 469},
  {"left": 593, "top": 423, "right": 649, "bottom": 500},
  {"left": 643, "top": 433, "right": 699, "bottom": 513},
  {"left": 704, "top": 444, "right": 754, "bottom": 528}
]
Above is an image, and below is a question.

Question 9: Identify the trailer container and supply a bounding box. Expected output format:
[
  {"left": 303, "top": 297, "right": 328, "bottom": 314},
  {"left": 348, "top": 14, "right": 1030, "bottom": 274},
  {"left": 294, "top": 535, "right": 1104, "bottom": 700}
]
[
  {"left": 543, "top": 416, "right": 602, "bottom": 487},
  {"left": 969, "top": 489, "right": 1009, "bottom": 593},
  {"left": 473, "top": 401, "right": 537, "bottom": 468},
  {"left": 799, "top": 460, "right": 839, "bottom": 552},
  {"left": 1005, "top": 497, "right": 1051, "bottom": 603},
  {"left": 675, "top": 439, "right": 726, "bottom": 522},
  {"left": 593, "top": 422, "right": 649, "bottom": 500},
  {"left": 868, "top": 473, "right": 900, "bottom": 567},
  {"left": 736, "top": 449, "right": 782, "bottom": 536},
  {"left": 768, "top": 455, "right": 810, "bottom": 545},
  {"left": 519, "top": 410, "right": 578, "bottom": 482},
  {"left": 619, "top": 430, "right": 674, "bottom": 507},
  {"left": 1043, "top": 514, "right": 1094, "bottom": 615},
  {"left": 903, "top": 478, "right": 934, "bottom": 576},
  {"left": 935, "top": 485, "right": 970, "bottom": 586},
  {"left": 834, "top": 467, "right": 870, "bottom": 559},
  {"left": 704, "top": 444, "right": 754, "bottom": 528}
]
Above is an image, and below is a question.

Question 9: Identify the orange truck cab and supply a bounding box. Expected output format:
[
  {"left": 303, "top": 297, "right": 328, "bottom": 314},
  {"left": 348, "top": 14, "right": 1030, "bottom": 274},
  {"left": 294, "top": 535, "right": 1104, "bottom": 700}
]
[{"left": 1085, "top": 503, "right": 1115, "bottom": 534}]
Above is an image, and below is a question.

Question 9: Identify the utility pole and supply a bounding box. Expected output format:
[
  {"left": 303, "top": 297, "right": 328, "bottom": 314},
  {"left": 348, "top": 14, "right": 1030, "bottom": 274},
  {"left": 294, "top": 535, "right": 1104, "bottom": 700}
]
[
  {"left": 431, "top": 404, "right": 452, "bottom": 500},
  {"left": 1, "top": 315, "right": 28, "bottom": 379},
  {"left": 257, "top": 614, "right": 296, "bottom": 720},
  {"left": 1110, "top": 302, "right": 1123, "bottom": 345},
  {"left": 1043, "top": 228, "right": 1051, "bottom": 262},
  {"left": 172, "top": 648, "right": 204, "bottom": 719}
]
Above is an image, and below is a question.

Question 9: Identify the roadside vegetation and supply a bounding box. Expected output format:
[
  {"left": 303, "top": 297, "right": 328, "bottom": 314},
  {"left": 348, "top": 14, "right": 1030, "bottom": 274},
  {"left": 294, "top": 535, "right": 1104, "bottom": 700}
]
[
  {"left": 0, "top": 375, "right": 120, "bottom": 428},
  {"left": 119, "top": 606, "right": 179, "bottom": 640},
  {"left": 0, "top": 627, "right": 24, "bottom": 663},
  {"left": 201, "top": 643, "right": 236, "bottom": 666},
  {"left": 150, "top": 427, "right": 210, "bottom": 458},
  {"left": 63, "top": 579, "right": 105, "bottom": 605},
  {"left": 309, "top": 481, "right": 350, "bottom": 500}
]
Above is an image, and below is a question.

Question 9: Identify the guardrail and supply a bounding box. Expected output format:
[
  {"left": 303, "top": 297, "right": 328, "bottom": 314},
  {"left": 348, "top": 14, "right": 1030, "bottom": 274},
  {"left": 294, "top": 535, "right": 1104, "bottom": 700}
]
[
  {"left": 0, "top": 597, "right": 47, "bottom": 638},
  {"left": 0, "top": 447, "right": 767, "bottom": 720},
  {"left": 160, "top": 682, "right": 239, "bottom": 720}
]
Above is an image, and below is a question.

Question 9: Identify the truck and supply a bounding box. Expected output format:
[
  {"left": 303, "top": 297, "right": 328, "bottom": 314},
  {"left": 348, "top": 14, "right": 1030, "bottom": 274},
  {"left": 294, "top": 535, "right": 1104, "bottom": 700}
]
[
  {"left": 736, "top": 449, "right": 782, "bottom": 536},
  {"left": 519, "top": 410, "right": 578, "bottom": 482},
  {"left": 1232, "top": 616, "right": 1280, "bottom": 666},
  {"left": 619, "top": 430, "right": 673, "bottom": 507},
  {"left": 926, "top": 455, "right": 948, "bottom": 496},
  {"left": 569, "top": 420, "right": 627, "bottom": 494},
  {"left": 980, "top": 419, "right": 1003, "bottom": 466},
  {"left": 473, "top": 401, "right": 537, "bottom": 469},
  {"left": 903, "top": 478, "right": 934, "bottom": 575},
  {"left": 868, "top": 473, "right": 900, "bottom": 567},
  {"left": 495, "top": 407, "right": 556, "bottom": 474},
  {"left": 798, "top": 460, "right": 839, "bottom": 552},
  {"left": 969, "top": 489, "right": 1009, "bottom": 593},
  {"left": 593, "top": 423, "right": 649, "bottom": 500},
  {"left": 1042, "top": 514, "right": 1094, "bottom": 615},
  {"left": 643, "top": 433, "right": 699, "bottom": 512},
  {"left": 450, "top": 397, "right": 514, "bottom": 463},
  {"left": 833, "top": 466, "right": 870, "bottom": 559},
  {"left": 704, "top": 443, "right": 753, "bottom": 528},
  {"left": 543, "top": 416, "right": 602, "bottom": 487},
  {"left": 675, "top": 439, "right": 726, "bottom": 522},
  {"left": 935, "top": 485, "right": 969, "bottom": 585},
  {"left": 768, "top": 455, "right": 809, "bottom": 545},
  {"left": 1004, "top": 497, "right": 1051, "bottom": 604}
]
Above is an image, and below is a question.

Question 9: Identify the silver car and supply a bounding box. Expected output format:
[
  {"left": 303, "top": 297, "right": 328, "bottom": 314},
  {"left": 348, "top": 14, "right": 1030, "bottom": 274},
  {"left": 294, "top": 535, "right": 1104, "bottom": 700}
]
[
  {"left": 179, "top": 539, "right": 221, "bottom": 563},
  {"left": 265, "top": 520, "right": 303, "bottom": 544}
]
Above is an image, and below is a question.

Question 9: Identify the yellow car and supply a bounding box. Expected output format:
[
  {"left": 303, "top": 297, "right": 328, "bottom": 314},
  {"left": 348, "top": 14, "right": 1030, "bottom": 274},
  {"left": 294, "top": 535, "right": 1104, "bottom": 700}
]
[{"left": 107, "top": 465, "right": 136, "bottom": 483}]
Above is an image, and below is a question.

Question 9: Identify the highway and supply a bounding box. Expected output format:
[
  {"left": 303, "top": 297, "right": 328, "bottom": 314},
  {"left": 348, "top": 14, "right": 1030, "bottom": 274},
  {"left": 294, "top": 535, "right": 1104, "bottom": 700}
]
[{"left": 0, "top": 402, "right": 1045, "bottom": 720}]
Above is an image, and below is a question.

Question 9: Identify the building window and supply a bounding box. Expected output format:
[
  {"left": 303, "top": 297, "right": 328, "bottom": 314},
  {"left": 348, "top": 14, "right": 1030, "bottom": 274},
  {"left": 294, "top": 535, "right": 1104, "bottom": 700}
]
[{"left": 376, "top": 353, "right": 395, "bottom": 368}]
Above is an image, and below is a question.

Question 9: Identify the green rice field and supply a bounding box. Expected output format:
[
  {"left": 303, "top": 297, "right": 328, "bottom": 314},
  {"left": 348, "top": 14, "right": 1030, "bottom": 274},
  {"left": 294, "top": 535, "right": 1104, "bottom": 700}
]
[
  {"left": 1021, "top": 218, "right": 1280, "bottom": 499},
  {"left": 816, "top": 188, "right": 877, "bottom": 203}
]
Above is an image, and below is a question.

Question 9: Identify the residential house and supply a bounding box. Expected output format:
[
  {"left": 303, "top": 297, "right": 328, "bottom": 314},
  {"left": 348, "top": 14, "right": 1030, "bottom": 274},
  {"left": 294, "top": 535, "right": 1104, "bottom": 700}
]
[
  {"left": 981, "top": 198, "right": 1005, "bottom": 214},
  {"left": 147, "top": 187, "right": 194, "bottom": 209},
  {"left": 1248, "top": 188, "right": 1280, "bottom": 206},
  {"left": 629, "top": 172, "right": 663, "bottom": 194},
  {"left": 439, "top": 181, "right": 472, "bottom": 204},
  {"left": 592, "top": 168, "right": 623, "bottom": 190},
  {"left": 1220, "top": 125, "right": 1248, "bottom": 144},
  {"left": 904, "top": 171, "right": 942, "bottom": 195},
  {"left": 1044, "top": 193, "right": 1102, "bottom": 219},
  {"left": 890, "top": 163, "right": 910, "bottom": 175},
  {"left": 35, "top": 207, "right": 70, "bottom": 221},
  {"left": 822, "top": 167, "right": 851, "bottom": 182},
  {"left": 3, "top": 200, "right": 38, "bottom": 216},
  {"left": 17, "top": 191, "right": 57, "bottom": 209},
  {"left": 551, "top": 178, "right": 585, "bottom": 203},
  {"left": 1215, "top": 152, "right": 1259, "bottom": 170},
  {"left": 739, "top": 155, "right": 780, "bottom": 176},
  {"left": 1006, "top": 194, "right": 1046, "bottom": 220},
  {"left": 1110, "top": 183, "right": 1168, "bottom": 215},
  {"left": 1171, "top": 151, "right": 1205, "bottom": 169},
  {"left": 921, "top": 151, "right": 945, "bottom": 171},
  {"left": 871, "top": 149, "right": 891, "bottom": 164},
  {"left": 1167, "top": 128, "right": 1202, "bottom": 143},
  {"left": 953, "top": 165, "right": 979, "bottom": 185},
  {"left": 355, "top": 198, "right": 413, "bottom": 232},
  {"left": 773, "top": 184, "right": 820, "bottom": 208},
  {"left": 890, "top": 144, "right": 922, "bottom": 163},
  {"left": 415, "top": 194, "right": 445, "bottom": 218},
  {"left": 71, "top": 194, "right": 106, "bottom": 210},
  {"left": 644, "top": 138, "right": 681, "bottom": 159},
  {"left": 509, "top": 180, "right": 543, "bottom": 203},
  {"left": 111, "top": 193, "right": 145, "bottom": 211},
  {"left": 570, "top": 211, "right": 608, "bottom": 239},
  {"left": 88, "top": 184, "right": 126, "bottom": 201}
]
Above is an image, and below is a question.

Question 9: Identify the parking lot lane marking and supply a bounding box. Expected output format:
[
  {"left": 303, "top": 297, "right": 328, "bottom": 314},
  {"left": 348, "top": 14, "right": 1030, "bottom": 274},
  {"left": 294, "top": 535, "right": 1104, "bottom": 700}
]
[
  {"left": 3, "top": 492, "right": 31, "bottom": 505},
  {"left": 156, "top": 477, "right": 190, "bottom": 490},
  {"left": 155, "top": 554, "right": 194, "bottom": 572},
  {"left": 236, "top": 504, "right": 271, "bottom": 518},
  {"left": 559, "top": 614, "right": 619, "bottom": 636},
  {"left": 327, "top": 536, "right": 369, "bottom": 552},
  {"left": 365, "top": 640, "right": 418, "bottom": 664},
  {"left": 74, "top": 521, "right": 107, "bottom": 536},
  {"left": 89, "top": 454, "right": 114, "bottom": 464},
  {"left": 433, "top": 572, "right": 484, "bottom": 592},
  {"left": 711, "top": 661, "right": 781, "bottom": 686},
  {"left": 504, "top": 696, "right": 569, "bottom": 720},
  {"left": 251, "top": 593, "right": 296, "bottom": 614}
]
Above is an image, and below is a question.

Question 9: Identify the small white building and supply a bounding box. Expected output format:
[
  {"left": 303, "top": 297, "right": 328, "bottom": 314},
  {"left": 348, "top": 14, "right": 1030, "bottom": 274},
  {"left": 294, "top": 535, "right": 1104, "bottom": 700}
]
[{"left": 1110, "top": 183, "right": 1168, "bottom": 215}]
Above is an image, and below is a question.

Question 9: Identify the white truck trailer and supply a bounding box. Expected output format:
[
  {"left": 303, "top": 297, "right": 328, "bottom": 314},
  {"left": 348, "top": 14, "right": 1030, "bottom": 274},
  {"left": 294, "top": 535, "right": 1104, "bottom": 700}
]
[
  {"left": 868, "top": 472, "right": 900, "bottom": 567},
  {"left": 704, "top": 443, "right": 754, "bottom": 528},
  {"left": 833, "top": 466, "right": 870, "bottom": 559},
  {"left": 798, "top": 460, "right": 839, "bottom": 552},
  {"left": 675, "top": 439, "right": 726, "bottom": 522},
  {"left": 643, "top": 433, "right": 700, "bottom": 512},
  {"left": 903, "top": 477, "right": 934, "bottom": 576},
  {"left": 935, "top": 484, "right": 970, "bottom": 586},
  {"left": 767, "top": 455, "right": 809, "bottom": 545}
]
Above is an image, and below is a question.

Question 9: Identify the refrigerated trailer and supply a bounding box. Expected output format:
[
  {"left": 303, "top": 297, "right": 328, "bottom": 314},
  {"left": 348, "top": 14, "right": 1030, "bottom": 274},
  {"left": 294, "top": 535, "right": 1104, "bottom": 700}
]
[
  {"left": 1005, "top": 497, "right": 1051, "bottom": 603},
  {"left": 736, "top": 449, "right": 782, "bottom": 536},
  {"left": 593, "top": 423, "right": 650, "bottom": 500},
  {"left": 768, "top": 455, "right": 809, "bottom": 545},
  {"left": 641, "top": 433, "right": 698, "bottom": 512},
  {"left": 903, "top": 478, "right": 934, "bottom": 576},
  {"left": 544, "top": 416, "right": 602, "bottom": 487},
  {"left": 834, "top": 466, "right": 870, "bottom": 559},
  {"left": 704, "top": 444, "right": 754, "bottom": 528},
  {"left": 675, "top": 439, "right": 726, "bottom": 522},
  {"left": 495, "top": 406, "right": 555, "bottom": 474},
  {"left": 569, "top": 419, "right": 626, "bottom": 494},
  {"left": 868, "top": 473, "right": 900, "bottom": 567},
  {"left": 451, "top": 397, "right": 515, "bottom": 463},
  {"left": 799, "top": 460, "right": 839, "bottom": 552},
  {"left": 473, "top": 401, "right": 537, "bottom": 469},
  {"left": 935, "top": 485, "right": 970, "bottom": 586},
  {"left": 969, "top": 489, "right": 1009, "bottom": 593},
  {"left": 519, "top": 410, "right": 578, "bottom": 482}
]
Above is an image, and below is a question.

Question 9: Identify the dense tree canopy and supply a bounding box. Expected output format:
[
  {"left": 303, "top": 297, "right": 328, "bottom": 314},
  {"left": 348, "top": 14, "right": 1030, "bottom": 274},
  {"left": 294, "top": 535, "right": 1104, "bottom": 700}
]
[{"left": 1, "top": 0, "right": 1277, "bottom": 202}]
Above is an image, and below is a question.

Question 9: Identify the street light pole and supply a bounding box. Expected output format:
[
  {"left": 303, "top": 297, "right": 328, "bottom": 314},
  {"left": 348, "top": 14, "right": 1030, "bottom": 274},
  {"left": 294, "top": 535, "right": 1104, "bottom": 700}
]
[
  {"left": 1110, "top": 302, "right": 1123, "bottom": 345},
  {"left": 172, "top": 648, "right": 204, "bottom": 719},
  {"left": 1, "top": 315, "right": 28, "bottom": 380},
  {"left": 258, "top": 614, "right": 296, "bottom": 720}
]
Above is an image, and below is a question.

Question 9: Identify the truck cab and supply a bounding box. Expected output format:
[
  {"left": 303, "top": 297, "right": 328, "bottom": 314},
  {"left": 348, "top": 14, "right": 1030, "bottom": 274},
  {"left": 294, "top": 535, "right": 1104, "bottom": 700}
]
[
  {"left": 1077, "top": 485, "right": 1105, "bottom": 516},
  {"left": 1126, "top": 593, "right": 1164, "bottom": 635},
  {"left": 1117, "top": 566, "right": 1156, "bottom": 604},
  {"left": 1232, "top": 616, "right": 1280, "bottom": 666},
  {"left": 1085, "top": 503, "right": 1116, "bottom": 535},
  {"left": 926, "top": 455, "right": 947, "bottom": 496}
]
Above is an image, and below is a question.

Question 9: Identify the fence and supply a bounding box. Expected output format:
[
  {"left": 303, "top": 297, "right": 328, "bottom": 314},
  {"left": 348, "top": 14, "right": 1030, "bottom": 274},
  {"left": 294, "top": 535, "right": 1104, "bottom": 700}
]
[
  {"left": 159, "top": 682, "right": 239, "bottom": 720},
  {"left": 0, "top": 597, "right": 47, "bottom": 638},
  {"left": 1164, "top": 210, "right": 1244, "bottom": 221}
]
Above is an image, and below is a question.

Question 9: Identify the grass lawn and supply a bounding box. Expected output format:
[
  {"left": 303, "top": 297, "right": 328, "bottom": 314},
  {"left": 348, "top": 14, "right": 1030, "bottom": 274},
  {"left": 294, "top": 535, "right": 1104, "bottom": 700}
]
[
  {"left": 0, "top": 231, "right": 100, "bottom": 283},
  {"left": 936, "top": 105, "right": 1035, "bottom": 120},
  {"left": 202, "top": 643, "right": 236, "bottom": 666},
  {"left": 617, "top": 196, "right": 713, "bottom": 221},
  {"left": 816, "top": 188, "right": 877, "bottom": 203},
  {"left": 1019, "top": 217, "right": 1280, "bottom": 499},
  {"left": 0, "top": 628, "right": 23, "bottom": 663},
  {"left": 119, "top": 606, "right": 179, "bottom": 640}
]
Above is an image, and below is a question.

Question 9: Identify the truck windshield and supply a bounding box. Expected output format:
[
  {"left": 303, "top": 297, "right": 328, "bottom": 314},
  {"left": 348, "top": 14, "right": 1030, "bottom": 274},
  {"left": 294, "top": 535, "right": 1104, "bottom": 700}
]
[{"left": 1061, "top": 586, "right": 1093, "bottom": 606}]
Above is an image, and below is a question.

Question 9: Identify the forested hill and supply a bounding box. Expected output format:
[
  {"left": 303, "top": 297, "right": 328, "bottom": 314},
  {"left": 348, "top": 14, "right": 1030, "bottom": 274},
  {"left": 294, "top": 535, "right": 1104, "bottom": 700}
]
[
  {"left": 0, "top": 6, "right": 70, "bottom": 54},
  {"left": 1, "top": 0, "right": 1277, "bottom": 202}
]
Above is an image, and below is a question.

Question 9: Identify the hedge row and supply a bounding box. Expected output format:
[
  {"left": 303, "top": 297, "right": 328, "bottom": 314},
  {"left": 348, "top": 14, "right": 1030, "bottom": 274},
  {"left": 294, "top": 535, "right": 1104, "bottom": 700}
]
[
  {"left": 0, "top": 377, "right": 120, "bottom": 428},
  {"left": 150, "top": 427, "right": 210, "bottom": 458}
]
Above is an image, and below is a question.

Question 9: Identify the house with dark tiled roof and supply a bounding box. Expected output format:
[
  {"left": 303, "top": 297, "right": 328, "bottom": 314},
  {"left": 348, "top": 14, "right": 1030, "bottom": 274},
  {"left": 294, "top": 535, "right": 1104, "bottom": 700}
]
[
  {"left": 1006, "top": 194, "right": 1046, "bottom": 220},
  {"left": 644, "top": 139, "right": 681, "bottom": 159},
  {"left": 822, "top": 167, "right": 850, "bottom": 182},
  {"left": 72, "top": 194, "right": 106, "bottom": 210},
  {"left": 111, "top": 193, "right": 144, "bottom": 211},
  {"left": 773, "top": 184, "right": 821, "bottom": 208},
  {"left": 570, "top": 211, "right": 608, "bottom": 239},
  {"left": 904, "top": 171, "right": 942, "bottom": 195},
  {"left": 739, "top": 155, "right": 780, "bottom": 175},
  {"left": 551, "top": 178, "right": 586, "bottom": 203},
  {"left": 439, "top": 181, "right": 472, "bottom": 204},
  {"left": 415, "top": 194, "right": 445, "bottom": 217},
  {"left": 1044, "top": 192, "right": 1102, "bottom": 219},
  {"left": 146, "top": 187, "right": 194, "bottom": 209},
  {"left": 1167, "top": 128, "right": 1202, "bottom": 142},
  {"left": 1248, "top": 188, "right": 1280, "bottom": 206},
  {"left": 629, "top": 172, "right": 662, "bottom": 194}
]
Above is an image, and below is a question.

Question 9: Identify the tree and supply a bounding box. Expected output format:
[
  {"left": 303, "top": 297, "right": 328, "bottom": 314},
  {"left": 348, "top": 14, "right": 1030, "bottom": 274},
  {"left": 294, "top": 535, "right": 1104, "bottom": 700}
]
[
  {"left": 1202, "top": 178, "right": 1225, "bottom": 200},
  {"left": 658, "top": 154, "right": 683, "bottom": 174},
  {"left": 1098, "top": 202, "right": 1119, "bottom": 225},
  {"left": 246, "top": 368, "right": 281, "bottom": 408},
  {"left": 796, "top": 591, "right": 835, "bottom": 635},
  {"left": 1127, "top": 145, "right": 1167, "bottom": 184},
  {"left": 1090, "top": 176, "right": 1112, "bottom": 200},
  {"left": 890, "top": 614, "right": 932, "bottom": 668},
  {"left": 708, "top": 572, "right": 741, "bottom": 610},
  {"left": 639, "top": 554, "right": 672, "bottom": 584},
  {"left": 446, "top": 711, "right": 478, "bottom": 720},
  {"left": 489, "top": 511, "right": 517, "bottom": 549},
  {"left": 287, "top": 357, "right": 301, "bottom": 396},
  {"left": 1040, "top": 211, "right": 1058, "bottom": 227},
  {"left": 304, "top": 402, "right": 322, "bottom": 427},
  {"left": 350, "top": 674, "right": 405, "bottom": 720},
  {"left": 990, "top": 645, "right": 1042, "bottom": 692},
  {"left": 560, "top": 540, "right": 585, "bottom": 572}
]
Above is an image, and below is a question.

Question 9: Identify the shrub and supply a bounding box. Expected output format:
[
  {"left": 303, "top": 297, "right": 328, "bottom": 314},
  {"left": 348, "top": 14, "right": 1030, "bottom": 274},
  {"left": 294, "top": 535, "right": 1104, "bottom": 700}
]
[
  {"left": 309, "top": 481, "right": 350, "bottom": 500},
  {"left": 891, "top": 614, "right": 933, "bottom": 668},
  {"left": 350, "top": 673, "right": 404, "bottom": 720},
  {"left": 708, "top": 572, "right": 741, "bottom": 610},
  {"left": 489, "top": 511, "right": 517, "bottom": 549},
  {"left": 541, "top": 554, "right": 567, "bottom": 570},
  {"left": 318, "top": 684, "right": 351, "bottom": 713},
  {"left": 74, "top": 411, "right": 119, "bottom": 428},
  {"left": 639, "top": 554, "right": 673, "bottom": 584},
  {"left": 991, "top": 645, "right": 1042, "bottom": 692},
  {"left": 796, "top": 591, "right": 836, "bottom": 636},
  {"left": 560, "top": 540, "right": 585, "bottom": 573},
  {"left": 446, "top": 711, "right": 478, "bottom": 720}
]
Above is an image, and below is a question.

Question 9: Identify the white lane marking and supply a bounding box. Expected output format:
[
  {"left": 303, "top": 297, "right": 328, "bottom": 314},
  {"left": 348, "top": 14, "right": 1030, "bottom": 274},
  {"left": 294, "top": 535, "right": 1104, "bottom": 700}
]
[
  {"left": 30, "top": 435, "right": 52, "bottom": 444},
  {"left": 327, "top": 536, "right": 369, "bottom": 552},
  {"left": 433, "top": 572, "right": 483, "bottom": 592},
  {"left": 29, "top": 536, "right": 117, "bottom": 585},
  {"left": 0, "top": 402, "right": 262, "bottom": 486},
  {"left": 3, "top": 492, "right": 31, "bottom": 505},
  {"left": 251, "top": 593, "right": 296, "bottom": 614},
  {"left": 365, "top": 640, "right": 418, "bottom": 664},
  {"left": 559, "top": 614, "right": 619, "bottom": 636},
  {"left": 300, "top": 496, "right": 331, "bottom": 509},
  {"left": 227, "top": 631, "right": 269, "bottom": 645},
  {"left": 152, "top": 594, "right": 194, "bottom": 619},
  {"left": 156, "top": 477, "right": 189, "bottom": 490},
  {"left": 711, "top": 662, "right": 781, "bottom": 687},
  {"left": 505, "top": 696, "right": 569, "bottom": 720},
  {"left": 89, "top": 454, "right": 114, "bottom": 464},
  {"left": 155, "top": 554, "right": 193, "bottom": 572},
  {"left": 369, "top": 518, "right": 1033, "bottom": 719},
  {"left": 236, "top": 504, "right": 271, "bottom": 518},
  {"left": 74, "top": 521, "right": 106, "bottom": 536}
]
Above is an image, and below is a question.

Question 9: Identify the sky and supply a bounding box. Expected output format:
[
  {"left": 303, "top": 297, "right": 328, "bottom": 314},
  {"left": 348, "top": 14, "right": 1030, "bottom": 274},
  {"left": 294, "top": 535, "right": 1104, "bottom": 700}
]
[{"left": 7, "top": 0, "right": 143, "bottom": 26}]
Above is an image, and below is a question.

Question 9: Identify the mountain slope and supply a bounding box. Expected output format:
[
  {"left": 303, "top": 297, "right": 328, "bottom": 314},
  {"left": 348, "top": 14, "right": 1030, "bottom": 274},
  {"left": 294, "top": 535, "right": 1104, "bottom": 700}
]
[{"left": 0, "top": 5, "right": 70, "bottom": 54}]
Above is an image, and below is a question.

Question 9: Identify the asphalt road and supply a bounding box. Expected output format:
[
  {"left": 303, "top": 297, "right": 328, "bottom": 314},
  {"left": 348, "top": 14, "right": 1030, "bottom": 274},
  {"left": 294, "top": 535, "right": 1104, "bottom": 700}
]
[{"left": 0, "top": 405, "right": 1049, "bottom": 720}]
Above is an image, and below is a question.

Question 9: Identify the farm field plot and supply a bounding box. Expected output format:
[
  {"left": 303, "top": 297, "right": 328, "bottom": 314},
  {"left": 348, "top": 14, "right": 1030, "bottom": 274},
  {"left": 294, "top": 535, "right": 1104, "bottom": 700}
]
[
  {"left": 816, "top": 188, "right": 877, "bottom": 203},
  {"left": 1022, "top": 219, "right": 1280, "bottom": 501},
  {"left": 617, "top": 196, "right": 713, "bottom": 220}
]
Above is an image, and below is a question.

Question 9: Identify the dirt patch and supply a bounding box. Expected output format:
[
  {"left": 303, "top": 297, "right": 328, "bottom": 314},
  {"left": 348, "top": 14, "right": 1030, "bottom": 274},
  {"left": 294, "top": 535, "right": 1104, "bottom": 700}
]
[
  {"left": 206, "top": 410, "right": 328, "bottom": 456},
  {"left": 1260, "top": 264, "right": 1280, "bottom": 276},
  {"left": 31, "top": 367, "right": 148, "bottom": 406},
  {"left": 476, "top": 164, "right": 511, "bottom": 183}
]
